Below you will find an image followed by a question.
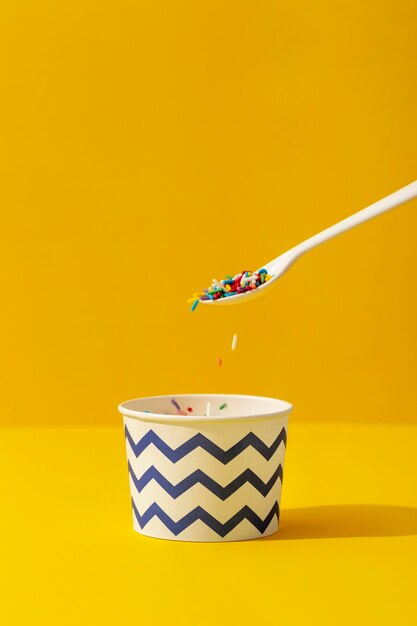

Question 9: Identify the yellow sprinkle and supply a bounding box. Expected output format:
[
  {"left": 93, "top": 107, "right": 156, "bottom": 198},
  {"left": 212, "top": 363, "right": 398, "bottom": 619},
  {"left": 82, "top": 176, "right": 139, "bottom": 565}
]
[
  {"left": 265, "top": 275, "right": 272, "bottom": 281},
  {"left": 225, "top": 284, "right": 231, "bottom": 292},
  {"left": 187, "top": 297, "right": 200, "bottom": 303}
]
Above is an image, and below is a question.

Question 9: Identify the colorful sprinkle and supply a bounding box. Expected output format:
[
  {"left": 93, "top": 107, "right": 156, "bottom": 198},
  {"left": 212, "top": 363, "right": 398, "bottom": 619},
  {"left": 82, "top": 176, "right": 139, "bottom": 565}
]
[
  {"left": 219, "top": 403, "right": 227, "bottom": 410},
  {"left": 190, "top": 268, "right": 272, "bottom": 305},
  {"left": 171, "top": 398, "right": 181, "bottom": 411},
  {"left": 217, "top": 355, "right": 222, "bottom": 366},
  {"left": 187, "top": 406, "right": 193, "bottom": 413},
  {"left": 231, "top": 333, "right": 238, "bottom": 351}
]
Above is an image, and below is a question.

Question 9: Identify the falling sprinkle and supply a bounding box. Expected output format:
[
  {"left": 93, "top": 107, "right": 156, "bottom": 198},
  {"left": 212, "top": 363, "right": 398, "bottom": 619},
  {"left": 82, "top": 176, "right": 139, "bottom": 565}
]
[
  {"left": 191, "top": 299, "right": 199, "bottom": 312},
  {"left": 219, "top": 403, "right": 227, "bottom": 410},
  {"left": 187, "top": 406, "right": 193, "bottom": 413},
  {"left": 206, "top": 401, "right": 211, "bottom": 417},
  {"left": 171, "top": 398, "right": 181, "bottom": 411},
  {"left": 231, "top": 333, "right": 238, "bottom": 351},
  {"left": 217, "top": 355, "right": 223, "bottom": 366}
]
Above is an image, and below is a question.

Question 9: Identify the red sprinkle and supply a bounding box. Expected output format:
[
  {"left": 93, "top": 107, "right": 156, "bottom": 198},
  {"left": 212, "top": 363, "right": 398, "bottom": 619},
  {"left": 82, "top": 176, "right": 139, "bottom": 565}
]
[{"left": 187, "top": 406, "right": 193, "bottom": 413}]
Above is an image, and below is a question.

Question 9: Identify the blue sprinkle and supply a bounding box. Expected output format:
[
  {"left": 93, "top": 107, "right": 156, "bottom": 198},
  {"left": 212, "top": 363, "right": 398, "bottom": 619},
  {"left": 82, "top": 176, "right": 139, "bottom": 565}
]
[{"left": 191, "top": 299, "right": 199, "bottom": 312}]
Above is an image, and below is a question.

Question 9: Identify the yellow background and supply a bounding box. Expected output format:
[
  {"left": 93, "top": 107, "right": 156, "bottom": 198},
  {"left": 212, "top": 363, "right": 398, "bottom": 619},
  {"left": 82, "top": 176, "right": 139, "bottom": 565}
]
[
  {"left": 1, "top": 0, "right": 416, "bottom": 426},
  {"left": 1, "top": 4, "right": 417, "bottom": 624}
]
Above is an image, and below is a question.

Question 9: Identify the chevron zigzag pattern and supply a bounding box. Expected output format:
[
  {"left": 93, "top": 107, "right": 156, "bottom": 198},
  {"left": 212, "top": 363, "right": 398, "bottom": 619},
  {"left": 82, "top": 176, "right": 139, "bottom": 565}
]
[
  {"left": 132, "top": 498, "right": 279, "bottom": 537},
  {"left": 125, "top": 426, "right": 287, "bottom": 463},
  {"left": 128, "top": 461, "right": 283, "bottom": 500}
]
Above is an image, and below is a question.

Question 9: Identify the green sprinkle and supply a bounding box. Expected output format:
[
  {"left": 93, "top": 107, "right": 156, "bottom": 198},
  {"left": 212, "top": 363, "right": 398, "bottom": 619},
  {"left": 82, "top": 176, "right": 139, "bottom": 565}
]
[{"left": 219, "top": 403, "right": 227, "bottom": 410}]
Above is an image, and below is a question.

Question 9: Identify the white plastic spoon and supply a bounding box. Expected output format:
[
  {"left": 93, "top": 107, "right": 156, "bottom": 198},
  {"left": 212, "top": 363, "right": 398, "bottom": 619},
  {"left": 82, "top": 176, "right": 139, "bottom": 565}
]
[{"left": 200, "top": 180, "right": 417, "bottom": 306}]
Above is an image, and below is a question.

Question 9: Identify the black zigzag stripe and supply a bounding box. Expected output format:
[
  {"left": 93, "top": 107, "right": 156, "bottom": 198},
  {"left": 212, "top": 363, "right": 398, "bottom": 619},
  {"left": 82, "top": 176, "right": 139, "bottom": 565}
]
[
  {"left": 131, "top": 499, "right": 279, "bottom": 537},
  {"left": 125, "top": 426, "right": 287, "bottom": 464},
  {"left": 128, "top": 462, "right": 283, "bottom": 500}
]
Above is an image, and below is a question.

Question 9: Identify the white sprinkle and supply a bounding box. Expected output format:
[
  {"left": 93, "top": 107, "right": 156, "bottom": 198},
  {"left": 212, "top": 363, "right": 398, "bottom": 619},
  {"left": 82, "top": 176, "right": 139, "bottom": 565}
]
[
  {"left": 206, "top": 401, "right": 211, "bottom": 417},
  {"left": 240, "top": 273, "right": 256, "bottom": 286},
  {"left": 231, "top": 333, "right": 238, "bottom": 351}
]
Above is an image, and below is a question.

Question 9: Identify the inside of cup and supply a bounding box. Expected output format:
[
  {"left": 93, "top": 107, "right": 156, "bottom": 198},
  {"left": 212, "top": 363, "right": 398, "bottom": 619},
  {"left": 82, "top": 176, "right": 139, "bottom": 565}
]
[{"left": 119, "top": 394, "right": 292, "bottom": 419}]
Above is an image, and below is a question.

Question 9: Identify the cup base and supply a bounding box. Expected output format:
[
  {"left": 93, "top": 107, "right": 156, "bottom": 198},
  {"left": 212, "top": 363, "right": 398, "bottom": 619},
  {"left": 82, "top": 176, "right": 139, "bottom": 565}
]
[{"left": 132, "top": 512, "right": 279, "bottom": 542}]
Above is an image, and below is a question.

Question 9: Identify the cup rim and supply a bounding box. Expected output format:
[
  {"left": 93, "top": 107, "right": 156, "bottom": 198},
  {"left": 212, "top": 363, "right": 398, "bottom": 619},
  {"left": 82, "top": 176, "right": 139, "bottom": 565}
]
[{"left": 118, "top": 393, "right": 293, "bottom": 423}]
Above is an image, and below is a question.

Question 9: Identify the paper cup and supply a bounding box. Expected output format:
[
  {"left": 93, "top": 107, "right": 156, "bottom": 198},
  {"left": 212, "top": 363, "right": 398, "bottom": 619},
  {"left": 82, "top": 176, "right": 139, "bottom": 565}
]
[{"left": 118, "top": 394, "right": 292, "bottom": 542}]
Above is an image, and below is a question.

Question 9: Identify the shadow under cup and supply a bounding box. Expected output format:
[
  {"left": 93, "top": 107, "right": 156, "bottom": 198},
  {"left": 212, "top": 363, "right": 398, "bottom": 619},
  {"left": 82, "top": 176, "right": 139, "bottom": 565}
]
[{"left": 118, "top": 394, "right": 293, "bottom": 542}]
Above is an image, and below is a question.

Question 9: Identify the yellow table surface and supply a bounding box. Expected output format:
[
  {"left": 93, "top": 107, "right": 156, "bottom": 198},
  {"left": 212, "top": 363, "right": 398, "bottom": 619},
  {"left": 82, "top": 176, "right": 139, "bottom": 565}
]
[{"left": 2, "top": 422, "right": 417, "bottom": 625}]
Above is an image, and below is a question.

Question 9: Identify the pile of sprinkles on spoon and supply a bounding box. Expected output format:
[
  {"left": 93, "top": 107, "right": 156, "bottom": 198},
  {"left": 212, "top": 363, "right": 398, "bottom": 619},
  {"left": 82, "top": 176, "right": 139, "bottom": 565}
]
[{"left": 188, "top": 269, "right": 272, "bottom": 310}]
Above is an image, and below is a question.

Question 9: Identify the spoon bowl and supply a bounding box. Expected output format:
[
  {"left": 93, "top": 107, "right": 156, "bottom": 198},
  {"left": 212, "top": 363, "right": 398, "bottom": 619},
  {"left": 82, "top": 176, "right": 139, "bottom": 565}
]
[{"left": 199, "top": 252, "right": 296, "bottom": 306}]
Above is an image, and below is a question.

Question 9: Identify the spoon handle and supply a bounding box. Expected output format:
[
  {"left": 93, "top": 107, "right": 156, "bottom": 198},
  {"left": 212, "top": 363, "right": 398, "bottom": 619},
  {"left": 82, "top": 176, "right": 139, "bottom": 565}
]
[{"left": 291, "top": 180, "right": 417, "bottom": 257}]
